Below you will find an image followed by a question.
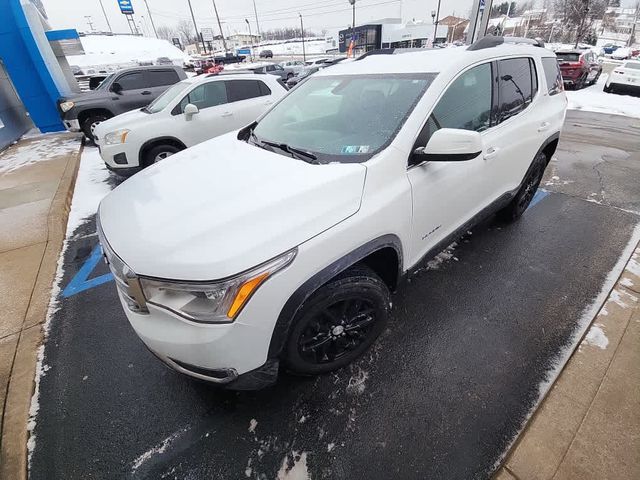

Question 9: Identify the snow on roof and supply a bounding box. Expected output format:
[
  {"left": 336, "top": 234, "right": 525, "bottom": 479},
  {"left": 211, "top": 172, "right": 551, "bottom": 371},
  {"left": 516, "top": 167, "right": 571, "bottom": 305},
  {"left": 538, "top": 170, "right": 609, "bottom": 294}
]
[{"left": 67, "top": 34, "right": 188, "bottom": 69}]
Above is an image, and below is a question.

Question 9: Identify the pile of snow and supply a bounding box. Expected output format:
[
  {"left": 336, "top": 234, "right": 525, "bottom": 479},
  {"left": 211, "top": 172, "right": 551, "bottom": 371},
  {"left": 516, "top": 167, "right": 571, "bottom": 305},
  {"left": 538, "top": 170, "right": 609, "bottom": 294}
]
[
  {"left": 68, "top": 34, "right": 189, "bottom": 72},
  {"left": 566, "top": 74, "right": 640, "bottom": 118},
  {"left": 254, "top": 38, "right": 331, "bottom": 56}
]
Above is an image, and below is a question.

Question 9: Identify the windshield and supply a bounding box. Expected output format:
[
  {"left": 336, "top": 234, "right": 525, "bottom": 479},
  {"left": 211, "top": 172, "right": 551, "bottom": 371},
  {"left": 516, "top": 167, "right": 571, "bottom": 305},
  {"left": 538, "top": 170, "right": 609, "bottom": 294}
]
[
  {"left": 556, "top": 52, "right": 580, "bottom": 62},
  {"left": 95, "top": 73, "right": 114, "bottom": 90},
  {"left": 144, "top": 81, "right": 191, "bottom": 113},
  {"left": 252, "top": 73, "right": 436, "bottom": 163}
]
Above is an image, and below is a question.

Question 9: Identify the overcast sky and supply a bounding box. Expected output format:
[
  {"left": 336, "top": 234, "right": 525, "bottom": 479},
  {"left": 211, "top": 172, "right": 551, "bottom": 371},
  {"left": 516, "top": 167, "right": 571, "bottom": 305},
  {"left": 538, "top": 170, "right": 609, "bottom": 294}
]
[{"left": 41, "top": 0, "right": 484, "bottom": 37}]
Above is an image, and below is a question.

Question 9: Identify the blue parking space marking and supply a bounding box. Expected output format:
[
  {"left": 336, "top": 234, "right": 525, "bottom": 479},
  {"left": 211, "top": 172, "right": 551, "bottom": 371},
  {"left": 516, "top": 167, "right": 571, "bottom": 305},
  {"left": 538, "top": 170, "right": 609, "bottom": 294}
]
[
  {"left": 528, "top": 189, "right": 549, "bottom": 210},
  {"left": 62, "top": 244, "right": 114, "bottom": 298}
]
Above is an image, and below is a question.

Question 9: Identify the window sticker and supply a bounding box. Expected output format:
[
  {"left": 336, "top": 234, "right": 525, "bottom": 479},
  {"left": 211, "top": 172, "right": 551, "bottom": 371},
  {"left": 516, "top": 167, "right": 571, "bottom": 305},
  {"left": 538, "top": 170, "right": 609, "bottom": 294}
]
[{"left": 341, "top": 145, "right": 370, "bottom": 154}]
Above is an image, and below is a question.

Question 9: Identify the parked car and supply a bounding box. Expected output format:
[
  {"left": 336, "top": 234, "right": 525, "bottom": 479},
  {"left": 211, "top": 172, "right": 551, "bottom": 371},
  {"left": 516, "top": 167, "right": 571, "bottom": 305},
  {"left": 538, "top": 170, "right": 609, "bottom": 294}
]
[
  {"left": 556, "top": 49, "right": 602, "bottom": 89},
  {"left": 259, "top": 50, "right": 274, "bottom": 58},
  {"left": 304, "top": 57, "right": 331, "bottom": 66},
  {"left": 611, "top": 47, "right": 640, "bottom": 60},
  {"left": 279, "top": 60, "right": 306, "bottom": 75},
  {"left": 603, "top": 60, "right": 640, "bottom": 94},
  {"left": 285, "top": 65, "right": 321, "bottom": 88},
  {"left": 93, "top": 73, "right": 287, "bottom": 175},
  {"left": 251, "top": 63, "right": 295, "bottom": 80},
  {"left": 602, "top": 44, "right": 620, "bottom": 55},
  {"left": 58, "top": 65, "right": 187, "bottom": 140},
  {"left": 155, "top": 57, "right": 174, "bottom": 65},
  {"left": 97, "top": 37, "right": 567, "bottom": 389}
]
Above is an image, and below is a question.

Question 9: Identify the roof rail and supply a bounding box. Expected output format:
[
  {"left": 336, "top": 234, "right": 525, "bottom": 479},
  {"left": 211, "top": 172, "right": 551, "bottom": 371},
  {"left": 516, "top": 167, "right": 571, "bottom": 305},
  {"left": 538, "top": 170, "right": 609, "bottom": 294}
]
[
  {"left": 205, "top": 70, "right": 264, "bottom": 77},
  {"left": 356, "top": 47, "right": 432, "bottom": 60},
  {"left": 467, "top": 36, "right": 545, "bottom": 51}
]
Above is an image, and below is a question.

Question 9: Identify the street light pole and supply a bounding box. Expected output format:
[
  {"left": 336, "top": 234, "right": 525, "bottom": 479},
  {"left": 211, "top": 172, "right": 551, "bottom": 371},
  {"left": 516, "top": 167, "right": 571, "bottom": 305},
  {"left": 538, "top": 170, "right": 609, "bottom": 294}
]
[
  {"left": 186, "top": 0, "right": 206, "bottom": 54},
  {"left": 245, "top": 19, "right": 253, "bottom": 61},
  {"left": 299, "top": 14, "right": 306, "bottom": 62},
  {"left": 142, "top": 0, "right": 158, "bottom": 38},
  {"left": 212, "top": 0, "right": 228, "bottom": 52},
  {"left": 97, "top": 0, "right": 112, "bottom": 33},
  {"left": 348, "top": 0, "right": 356, "bottom": 57},
  {"left": 433, "top": 0, "right": 442, "bottom": 43}
]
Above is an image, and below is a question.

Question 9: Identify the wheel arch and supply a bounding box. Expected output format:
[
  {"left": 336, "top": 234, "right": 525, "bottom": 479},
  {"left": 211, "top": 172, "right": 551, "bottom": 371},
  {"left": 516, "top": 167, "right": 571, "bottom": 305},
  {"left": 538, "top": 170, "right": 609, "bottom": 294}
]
[
  {"left": 267, "top": 234, "right": 403, "bottom": 359},
  {"left": 77, "top": 107, "right": 114, "bottom": 127},
  {"left": 540, "top": 132, "right": 560, "bottom": 165},
  {"left": 139, "top": 136, "right": 187, "bottom": 166}
]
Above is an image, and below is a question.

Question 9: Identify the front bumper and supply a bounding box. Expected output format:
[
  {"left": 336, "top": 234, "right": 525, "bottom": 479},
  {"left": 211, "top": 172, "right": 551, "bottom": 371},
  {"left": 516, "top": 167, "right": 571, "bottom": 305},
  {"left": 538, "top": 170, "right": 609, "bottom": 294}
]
[
  {"left": 96, "top": 139, "right": 141, "bottom": 169},
  {"left": 63, "top": 118, "right": 81, "bottom": 132},
  {"left": 606, "top": 74, "right": 640, "bottom": 90}
]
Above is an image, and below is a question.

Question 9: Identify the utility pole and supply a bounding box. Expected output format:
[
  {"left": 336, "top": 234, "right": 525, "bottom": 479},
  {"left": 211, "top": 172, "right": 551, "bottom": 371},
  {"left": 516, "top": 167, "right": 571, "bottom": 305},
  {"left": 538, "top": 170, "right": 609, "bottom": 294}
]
[
  {"left": 186, "top": 0, "right": 206, "bottom": 54},
  {"left": 84, "top": 15, "right": 95, "bottom": 32},
  {"left": 212, "top": 0, "right": 228, "bottom": 52},
  {"left": 299, "top": 13, "right": 306, "bottom": 62},
  {"left": 245, "top": 19, "right": 254, "bottom": 61},
  {"left": 143, "top": 0, "right": 159, "bottom": 38},
  {"left": 252, "top": 0, "right": 262, "bottom": 43},
  {"left": 348, "top": 0, "right": 356, "bottom": 56},
  {"left": 628, "top": 1, "right": 639, "bottom": 47},
  {"left": 433, "top": 0, "right": 441, "bottom": 43},
  {"left": 97, "top": 0, "right": 112, "bottom": 33}
]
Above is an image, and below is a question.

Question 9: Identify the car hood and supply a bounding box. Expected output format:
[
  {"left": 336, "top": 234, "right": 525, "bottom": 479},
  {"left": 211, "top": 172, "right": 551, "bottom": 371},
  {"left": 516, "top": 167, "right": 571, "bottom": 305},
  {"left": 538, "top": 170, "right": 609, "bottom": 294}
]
[
  {"left": 94, "top": 109, "right": 149, "bottom": 139},
  {"left": 62, "top": 90, "right": 114, "bottom": 104},
  {"left": 98, "top": 133, "right": 367, "bottom": 281}
]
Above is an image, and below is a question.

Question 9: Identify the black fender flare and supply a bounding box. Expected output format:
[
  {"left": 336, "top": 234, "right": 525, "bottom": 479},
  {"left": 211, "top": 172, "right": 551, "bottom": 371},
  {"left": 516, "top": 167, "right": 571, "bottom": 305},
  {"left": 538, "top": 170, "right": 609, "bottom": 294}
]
[
  {"left": 267, "top": 234, "right": 403, "bottom": 359},
  {"left": 138, "top": 136, "right": 187, "bottom": 165}
]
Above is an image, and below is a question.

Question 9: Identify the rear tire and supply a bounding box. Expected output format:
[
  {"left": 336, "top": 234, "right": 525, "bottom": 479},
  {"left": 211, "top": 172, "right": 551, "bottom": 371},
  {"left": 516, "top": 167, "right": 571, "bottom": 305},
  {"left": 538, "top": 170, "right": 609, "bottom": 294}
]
[
  {"left": 497, "top": 152, "right": 547, "bottom": 222},
  {"left": 143, "top": 144, "right": 182, "bottom": 167},
  {"left": 603, "top": 84, "right": 612, "bottom": 93},
  {"left": 284, "top": 265, "right": 390, "bottom": 375},
  {"left": 590, "top": 71, "right": 601, "bottom": 86}
]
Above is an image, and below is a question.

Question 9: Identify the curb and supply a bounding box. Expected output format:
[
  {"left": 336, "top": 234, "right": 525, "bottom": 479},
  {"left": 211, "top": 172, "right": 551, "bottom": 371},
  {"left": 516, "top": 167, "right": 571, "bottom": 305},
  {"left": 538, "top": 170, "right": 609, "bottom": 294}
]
[
  {"left": 0, "top": 136, "right": 83, "bottom": 480},
  {"left": 493, "top": 235, "right": 640, "bottom": 479}
]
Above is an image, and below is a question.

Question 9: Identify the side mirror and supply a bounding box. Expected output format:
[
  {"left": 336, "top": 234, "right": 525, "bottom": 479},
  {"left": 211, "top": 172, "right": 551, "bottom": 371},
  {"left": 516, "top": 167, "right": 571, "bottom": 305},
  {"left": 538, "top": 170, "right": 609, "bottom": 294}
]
[
  {"left": 111, "top": 82, "right": 122, "bottom": 94},
  {"left": 183, "top": 103, "right": 199, "bottom": 119},
  {"left": 412, "top": 128, "right": 483, "bottom": 164}
]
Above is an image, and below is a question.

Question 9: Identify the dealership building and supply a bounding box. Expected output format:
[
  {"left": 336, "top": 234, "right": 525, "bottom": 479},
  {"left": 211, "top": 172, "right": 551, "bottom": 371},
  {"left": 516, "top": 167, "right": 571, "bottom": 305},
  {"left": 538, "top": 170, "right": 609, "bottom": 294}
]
[
  {"left": 0, "top": 0, "right": 82, "bottom": 150},
  {"left": 338, "top": 19, "right": 449, "bottom": 54}
]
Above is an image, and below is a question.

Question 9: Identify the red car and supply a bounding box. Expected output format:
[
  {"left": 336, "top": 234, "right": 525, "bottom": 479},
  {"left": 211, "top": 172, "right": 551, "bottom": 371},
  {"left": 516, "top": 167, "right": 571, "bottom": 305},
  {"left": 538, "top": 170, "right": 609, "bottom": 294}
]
[{"left": 556, "top": 50, "right": 602, "bottom": 89}]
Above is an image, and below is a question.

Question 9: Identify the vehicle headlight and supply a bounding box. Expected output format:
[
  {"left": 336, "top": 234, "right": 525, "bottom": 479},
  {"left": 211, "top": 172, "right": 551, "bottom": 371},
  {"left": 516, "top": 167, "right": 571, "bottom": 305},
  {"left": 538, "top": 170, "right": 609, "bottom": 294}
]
[
  {"left": 139, "top": 249, "right": 297, "bottom": 323},
  {"left": 104, "top": 129, "right": 130, "bottom": 145},
  {"left": 59, "top": 101, "right": 75, "bottom": 112}
]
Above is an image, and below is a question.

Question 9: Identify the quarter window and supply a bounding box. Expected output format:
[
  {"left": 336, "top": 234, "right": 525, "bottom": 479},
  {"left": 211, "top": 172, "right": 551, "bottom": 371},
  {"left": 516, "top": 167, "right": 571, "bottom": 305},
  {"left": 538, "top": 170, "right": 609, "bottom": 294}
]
[
  {"left": 496, "top": 58, "right": 537, "bottom": 123},
  {"left": 115, "top": 72, "right": 145, "bottom": 91},
  {"left": 542, "top": 57, "right": 563, "bottom": 95},
  {"left": 147, "top": 70, "right": 180, "bottom": 87},
  {"left": 226, "top": 80, "right": 269, "bottom": 102},
  {"left": 415, "top": 63, "right": 492, "bottom": 147}
]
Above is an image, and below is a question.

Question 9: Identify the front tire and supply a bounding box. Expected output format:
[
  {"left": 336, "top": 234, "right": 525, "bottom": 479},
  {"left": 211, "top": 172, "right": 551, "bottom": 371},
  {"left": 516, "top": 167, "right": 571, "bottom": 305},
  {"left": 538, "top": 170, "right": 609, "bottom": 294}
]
[
  {"left": 284, "top": 265, "right": 390, "bottom": 375},
  {"left": 603, "top": 84, "right": 613, "bottom": 93},
  {"left": 81, "top": 113, "right": 110, "bottom": 143},
  {"left": 143, "top": 144, "right": 182, "bottom": 167},
  {"left": 497, "top": 152, "right": 547, "bottom": 222}
]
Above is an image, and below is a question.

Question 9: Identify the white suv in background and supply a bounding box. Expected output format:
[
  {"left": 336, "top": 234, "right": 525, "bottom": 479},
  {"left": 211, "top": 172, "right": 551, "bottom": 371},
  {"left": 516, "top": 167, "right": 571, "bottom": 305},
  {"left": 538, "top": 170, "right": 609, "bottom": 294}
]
[
  {"left": 603, "top": 60, "right": 640, "bottom": 94},
  {"left": 93, "top": 73, "right": 287, "bottom": 175},
  {"left": 98, "top": 37, "right": 567, "bottom": 389}
]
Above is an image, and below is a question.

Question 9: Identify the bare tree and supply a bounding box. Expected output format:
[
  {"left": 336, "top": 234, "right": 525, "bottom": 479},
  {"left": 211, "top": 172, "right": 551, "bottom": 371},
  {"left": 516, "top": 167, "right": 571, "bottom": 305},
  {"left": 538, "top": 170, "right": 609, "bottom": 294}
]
[
  {"left": 176, "top": 19, "right": 196, "bottom": 45},
  {"left": 553, "top": 0, "right": 607, "bottom": 46},
  {"left": 157, "top": 25, "right": 178, "bottom": 42}
]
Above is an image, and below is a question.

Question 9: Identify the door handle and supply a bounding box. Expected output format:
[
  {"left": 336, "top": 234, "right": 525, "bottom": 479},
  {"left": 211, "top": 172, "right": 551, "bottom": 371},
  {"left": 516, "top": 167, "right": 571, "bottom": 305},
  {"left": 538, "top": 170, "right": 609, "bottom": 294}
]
[
  {"left": 484, "top": 147, "right": 499, "bottom": 160},
  {"left": 141, "top": 91, "right": 152, "bottom": 95},
  {"left": 221, "top": 112, "right": 232, "bottom": 117},
  {"left": 538, "top": 121, "right": 551, "bottom": 132}
]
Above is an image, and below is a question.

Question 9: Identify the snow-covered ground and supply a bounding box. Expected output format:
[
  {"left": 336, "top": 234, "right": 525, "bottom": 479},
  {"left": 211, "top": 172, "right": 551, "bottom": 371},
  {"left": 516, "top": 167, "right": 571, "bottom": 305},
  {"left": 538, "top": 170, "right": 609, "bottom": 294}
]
[
  {"left": 254, "top": 38, "right": 332, "bottom": 56},
  {"left": 68, "top": 34, "right": 188, "bottom": 73},
  {"left": 0, "top": 134, "right": 80, "bottom": 174},
  {"left": 566, "top": 74, "right": 640, "bottom": 118}
]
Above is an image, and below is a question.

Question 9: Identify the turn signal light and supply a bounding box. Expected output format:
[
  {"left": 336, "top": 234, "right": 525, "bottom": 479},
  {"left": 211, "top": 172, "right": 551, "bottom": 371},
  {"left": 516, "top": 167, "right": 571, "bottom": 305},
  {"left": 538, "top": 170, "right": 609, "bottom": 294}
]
[{"left": 227, "top": 272, "right": 270, "bottom": 319}]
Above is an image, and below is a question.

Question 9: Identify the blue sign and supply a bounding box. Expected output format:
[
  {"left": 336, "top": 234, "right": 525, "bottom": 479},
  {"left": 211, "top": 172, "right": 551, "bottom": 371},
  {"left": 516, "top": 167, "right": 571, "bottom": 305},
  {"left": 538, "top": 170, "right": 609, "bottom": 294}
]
[
  {"left": 237, "top": 48, "right": 250, "bottom": 55},
  {"left": 118, "top": 0, "right": 134, "bottom": 15}
]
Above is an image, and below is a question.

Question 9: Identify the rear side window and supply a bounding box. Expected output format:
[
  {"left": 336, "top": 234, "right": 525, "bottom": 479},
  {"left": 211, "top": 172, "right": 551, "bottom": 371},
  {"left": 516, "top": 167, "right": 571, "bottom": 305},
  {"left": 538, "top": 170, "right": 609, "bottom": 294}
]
[
  {"left": 542, "top": 57, "right": 563, "bottom": 95},
  {"left": 147, "top": 70, "right": 180, "bottom": 87},
  {"left": 116, "top": 72, "right": 145, "bottom": 91},
  {"left": 496, "top": 58, "right": 537, "bottom": 123},
  {"left": 226, "top": 80, "right": 269, "bottom": 102}
]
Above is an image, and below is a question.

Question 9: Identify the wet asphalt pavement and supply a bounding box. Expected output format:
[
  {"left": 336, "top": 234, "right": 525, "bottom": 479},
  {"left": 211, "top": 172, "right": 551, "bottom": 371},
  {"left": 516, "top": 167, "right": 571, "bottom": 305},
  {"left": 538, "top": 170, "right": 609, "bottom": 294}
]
[{"left": 30, "top": 110, "right": 640, "bottom": 480}]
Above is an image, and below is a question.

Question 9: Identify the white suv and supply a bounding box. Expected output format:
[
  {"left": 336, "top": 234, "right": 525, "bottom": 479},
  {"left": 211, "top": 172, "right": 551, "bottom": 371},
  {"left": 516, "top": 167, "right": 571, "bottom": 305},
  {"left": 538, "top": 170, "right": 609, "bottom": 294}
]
[
  {"left": 98, "top": 37, "right": 567, "bottom": 389},
  {"left": 93, "top": 73, "right": 287, "bottom": 175}
]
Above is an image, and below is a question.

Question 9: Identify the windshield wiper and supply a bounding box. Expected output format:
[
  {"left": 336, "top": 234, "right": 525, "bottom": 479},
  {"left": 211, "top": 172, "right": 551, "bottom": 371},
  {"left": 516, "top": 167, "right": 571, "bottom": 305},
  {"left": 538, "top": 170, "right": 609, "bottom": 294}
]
[{"left": 261, "top": 140, "right": 319, "bottom": 164}]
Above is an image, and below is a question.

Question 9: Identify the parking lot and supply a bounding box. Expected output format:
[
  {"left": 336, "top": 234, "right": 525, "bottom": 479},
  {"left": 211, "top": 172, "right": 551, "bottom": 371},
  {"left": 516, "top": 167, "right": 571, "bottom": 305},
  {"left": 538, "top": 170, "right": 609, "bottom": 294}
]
[{"left": 27, "top": 109, "right": 640, "bottom": 480}]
